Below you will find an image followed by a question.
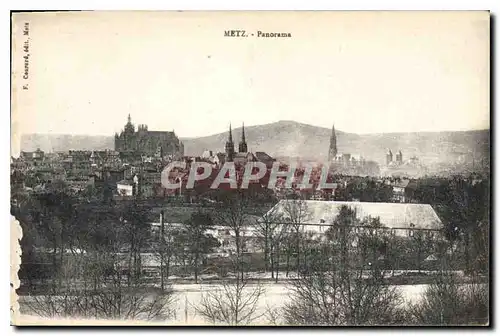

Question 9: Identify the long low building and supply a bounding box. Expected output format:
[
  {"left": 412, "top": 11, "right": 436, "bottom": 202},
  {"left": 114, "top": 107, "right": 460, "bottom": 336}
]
[{"left": 262, "top": 200, "right": 443, "bottom": 237}]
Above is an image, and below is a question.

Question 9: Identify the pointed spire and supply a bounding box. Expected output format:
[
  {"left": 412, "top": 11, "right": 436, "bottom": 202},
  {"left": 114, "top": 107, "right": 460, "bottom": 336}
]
[
  {"left": 328, "top": 123, "right": 337, "bottom": 161},
  {"left": 225, "top": 123, "right": 235, "bottom": 161},
  {"left": 238, "top": 122, "right": 248, "bottom": 153},
  {"left": 124, "top": 113, "right": 135, "bottom": 134}
]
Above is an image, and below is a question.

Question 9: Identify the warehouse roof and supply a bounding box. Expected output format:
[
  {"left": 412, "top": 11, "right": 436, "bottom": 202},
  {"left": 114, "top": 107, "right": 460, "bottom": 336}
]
[{"left": 265, "top": 200, "right": 442, "bottom": 230}]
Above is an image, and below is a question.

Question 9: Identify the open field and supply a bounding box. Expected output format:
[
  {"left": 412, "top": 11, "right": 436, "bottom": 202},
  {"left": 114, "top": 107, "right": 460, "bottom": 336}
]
[
  {"left": 17, "top": 279, "right": 488, "bottom": 325},
  {"left": 17, "top": 283, "right": 429, "bottom": 325}
]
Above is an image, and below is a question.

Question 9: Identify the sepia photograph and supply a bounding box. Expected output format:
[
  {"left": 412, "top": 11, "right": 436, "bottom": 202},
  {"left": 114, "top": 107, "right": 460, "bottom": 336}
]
[{"left": 10, "top": 10, "right": 490, "bottom": 326}]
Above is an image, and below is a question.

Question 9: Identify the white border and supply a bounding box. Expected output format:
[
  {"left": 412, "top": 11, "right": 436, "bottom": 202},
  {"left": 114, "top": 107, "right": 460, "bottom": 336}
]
[{"left": 3, "top": 1, "right": 498, "bottom": 335}]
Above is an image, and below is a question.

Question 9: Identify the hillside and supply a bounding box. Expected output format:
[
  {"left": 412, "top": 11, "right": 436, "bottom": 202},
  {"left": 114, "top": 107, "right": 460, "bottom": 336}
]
[
  {"left": 19, "top": 120, "right": 489, "bottom": 169},
  {"left": 20, "top": 134, "right": 114, "bottom": 153},
  {"left": 181, "top": 121, "right": 489, "bottom": 167}
]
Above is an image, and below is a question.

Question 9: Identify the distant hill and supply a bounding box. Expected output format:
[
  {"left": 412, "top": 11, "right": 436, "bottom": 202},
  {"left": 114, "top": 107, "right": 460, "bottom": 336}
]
[
  {"left": 19, "top": 120, "right": 489, "bottom": 169},
  {"left": 20, "top": 134, "right": 114, "bottom": 153},
  {"left": 181, "top": 121, "right": 489, "bottom": 167}
]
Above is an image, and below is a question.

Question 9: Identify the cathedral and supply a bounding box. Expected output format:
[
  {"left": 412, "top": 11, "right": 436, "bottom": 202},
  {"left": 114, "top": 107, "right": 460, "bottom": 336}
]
[
  {"left": 114, "top": 114, "right": 184, "bottom": 158},
  {"left": 223, "top": 123, "right": 275, "bottom": 168},
  {"left": 328, "top": 123, "right": 365, "bottom": 167},
  {"left": 225, "top": 123, "right": 254, "bottom": 165},
  {"left": 328, "top": 123, "right": 380, "bottom": 175}
]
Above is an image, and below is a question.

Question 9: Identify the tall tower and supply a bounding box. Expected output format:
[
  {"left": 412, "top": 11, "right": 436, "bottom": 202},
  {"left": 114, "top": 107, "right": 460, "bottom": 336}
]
[
  {"left": 328, "top": 123, "right": 338, "bottom": 161},
  {"left": 238, "top": 123, "right": 248, "bottom": 153},
  {"left": 118, "top": 114, "right": 136, "bottom": 152},
  {"left": 396, "top": 150, "right": 403, "bottom": 164},
  {"left": 225, "top": 124, "right": 235, "bottom": 162},
  {"left": 386, "top": 149, "right": 393, "bottom": 165},
  {"left": 124, "top": 114, "right": 135, "bottom": 134}
]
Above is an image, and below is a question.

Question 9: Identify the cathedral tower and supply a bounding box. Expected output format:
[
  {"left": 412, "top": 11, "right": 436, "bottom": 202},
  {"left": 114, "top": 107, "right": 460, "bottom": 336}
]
[
  {"left": 124, "top": 113, "right": 135, "bottom": 134},
  {"left": 396, "top": 150, "right": 403, "bottom": 164},
  {"left": 115, "top": 114, "right": 184, "bottom": 157},
  {"left": 238, "top": 123, "right": 248, "bottom": 153},
  {"left": 225, "top": 124, "right": 235, "bottom": 162},
  {"left": 328, "top": 123, "right": 338, "bottom": 161},
  {"left": 386, "top": 149, "right": 393, "bottom": 165}
]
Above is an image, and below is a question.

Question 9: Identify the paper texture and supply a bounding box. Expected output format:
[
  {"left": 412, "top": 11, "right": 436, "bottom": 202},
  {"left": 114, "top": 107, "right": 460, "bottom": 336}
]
[{"left": 11, "top": 11, "right": 490, "bottom": 326}]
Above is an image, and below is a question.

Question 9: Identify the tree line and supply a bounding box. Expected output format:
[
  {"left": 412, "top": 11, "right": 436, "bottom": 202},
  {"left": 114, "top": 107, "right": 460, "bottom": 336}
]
[{"left": 11, "top": 174, "right": 489, "bottom": 325}]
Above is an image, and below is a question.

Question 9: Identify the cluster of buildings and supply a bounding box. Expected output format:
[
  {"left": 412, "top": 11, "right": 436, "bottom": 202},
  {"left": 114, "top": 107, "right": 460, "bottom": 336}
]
[
  {"left": 382, "top": 148, "right": 426, "bottom": 178},
  {"left": 327, "top": 124, "right": 380, "bottom": 176},
  {"left": 14, "top": 117, "right": 447, "bottom": 281},
  {"left": 328, "top": 124, "right": 364, "bottom": 167},
  {"left": 12, "top": 116, "right": 422, "bottom": 206},
  {"left": 114, "top": 114, "right": 184, "bottom": 159},
  {"left": 386, "top": 149, "right": 404, "bottom": 166},
  {"left": 265, "top": 199, "right": 442, "bottom": 237},
  {"left": 12, "top": 115, "right": 184, "bottom": 198},
  {"left": 130, "top": 198, "right": 444, "bottom": 276},
  {"left": 188, "top": 123, "right": 276, "bottom": 170}
]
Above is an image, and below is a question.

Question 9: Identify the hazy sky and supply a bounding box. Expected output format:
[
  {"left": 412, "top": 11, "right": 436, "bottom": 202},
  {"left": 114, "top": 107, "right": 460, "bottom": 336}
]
[{"left": 12, "top": 11, "right": 489, "bottom": 138}]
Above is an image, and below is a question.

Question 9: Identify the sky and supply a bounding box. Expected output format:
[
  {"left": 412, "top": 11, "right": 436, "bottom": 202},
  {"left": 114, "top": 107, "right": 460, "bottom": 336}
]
[{"left": 12, "top": 11, "right": 490, "bottom": 139}]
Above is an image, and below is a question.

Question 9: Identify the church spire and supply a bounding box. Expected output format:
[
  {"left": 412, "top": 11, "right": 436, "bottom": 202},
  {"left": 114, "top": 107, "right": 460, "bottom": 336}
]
[
  {"left": 225, "top": 123, "right": 235, "bottom": 161},
  {"left": 124, "top": 114, "right": 135, "bottom": 134},
  {"left": 238, "top": 122, "right": 248, "bottom": 153},
  {"left": 328, "top": 123, "right": 337, "bottom": 161}
]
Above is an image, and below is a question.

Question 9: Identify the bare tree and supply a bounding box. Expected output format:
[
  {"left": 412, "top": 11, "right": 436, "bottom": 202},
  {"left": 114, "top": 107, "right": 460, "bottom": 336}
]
[
  {"left": 28, "top": 187, "right": 78, "bottom": 286},
  {"left": 409, "top": 230, "right": 434, "bottom": 273},
  {"left": 22, "top": 202, "right": 177, "bottom": 322},
  {"left": 194, "top": 191, "right": 267, "bottom": 325},
  {"left": 154, "top": 210, "right": 192, "bottom": 288},
  {"left": 283, "top": 205, "right": 404, "bottom": 326},
  {"left": 264, "top": 302, "right": 284, "bottom": 325},
  {"left": 183, "top": 210, "right": 219, "bottom": 283},
  {"left": 270, "top": 226, "right": 288, "bottom": 283},
  {"left": 255, "top": 205, "right": 286, "bottom": 279},
  {"left": 23, "top": 252, "right": 177, "bottom": 321},
  {"left": 409, "top": 272, "right": 488, "bottom": 325},
  {"left": 195, "top": 276, "right": 265, "bottom": 325},
  {"left": 280, "top": 198, "right": 310, "bottom": 276},
  {"left": 117, "top": 201, "right": 151, "bottom": 284},
  {"left": 212, "top": 190, "right": 253, "bottom": 281},
  {"left": 156, "top": 210, "right": 173, "bottom": 290}
]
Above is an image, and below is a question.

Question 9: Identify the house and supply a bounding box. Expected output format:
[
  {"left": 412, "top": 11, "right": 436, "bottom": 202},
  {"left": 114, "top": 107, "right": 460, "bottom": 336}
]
[
  {"left": 116, "top": 179, "right": 135, "bottom": 196},
  {"left": 114, "top": 252, "right": 183, "bottom": 278},
  {"left": 392, "top": 179, "right": 417, "bottom": 203},
  {"left": 254, "top": 151, "right": 276, "bottom": 169},
  {"left": 331, "top": 153, "right": 365, "bottom": 167},
  {"left": 262, "top": 200, "right": 443, "bottom": 238},
  {"left": 233, "top": 152, "right": 258, "bottom": 167},
  {"left": 215, "top": 153, "right": 225, "bottom": 164},
  {"left": 206, "top": 225, "right": 261, "bottom": 254},
  {"left": 66, "top": 176, "right": 92, "bottom": 193},
  {"left": 20, "top": 148, "right": 45, "bottom": 162},
  {"left": 201, "top": 150, "right": 214, "bottom": 159},
  {"left": 90, "top": 150, "right": 121, "bottom": 167}
]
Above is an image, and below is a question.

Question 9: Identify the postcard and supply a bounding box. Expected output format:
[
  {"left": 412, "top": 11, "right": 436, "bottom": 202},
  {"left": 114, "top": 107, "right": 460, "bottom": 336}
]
[{"left": 10, "top": 11, "right": 490, "bottom": 326}]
